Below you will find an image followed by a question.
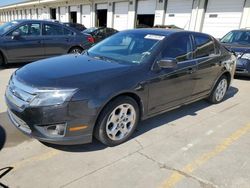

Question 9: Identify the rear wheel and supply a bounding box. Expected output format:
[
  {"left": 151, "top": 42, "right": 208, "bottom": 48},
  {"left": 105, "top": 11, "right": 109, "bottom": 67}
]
[
  {"left": 94, "top": 96, "right": 139, "bottom": 146},
  {"left": 69, "top": 47, "right": 83, "bottom": 54},
  {"left": 208, "top": 75, "right": 228, "bottom": 104}
]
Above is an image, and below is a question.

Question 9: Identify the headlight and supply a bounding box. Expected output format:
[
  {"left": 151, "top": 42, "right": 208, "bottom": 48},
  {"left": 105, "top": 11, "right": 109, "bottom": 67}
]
[
  {"left": 30, "top": 89, "right": 77, "bottom": 107},
  {"left": 241, "top": 53, "right": 250, "bottom": 60}
]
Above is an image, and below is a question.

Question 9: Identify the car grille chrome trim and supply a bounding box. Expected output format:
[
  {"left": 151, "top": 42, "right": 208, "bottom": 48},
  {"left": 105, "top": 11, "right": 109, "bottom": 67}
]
[
  {"left": 8, "top": 110, "right": 32, "bottom": 134},
  {"left": 6, "top": 75, "right": 37, "bottom": 109}
]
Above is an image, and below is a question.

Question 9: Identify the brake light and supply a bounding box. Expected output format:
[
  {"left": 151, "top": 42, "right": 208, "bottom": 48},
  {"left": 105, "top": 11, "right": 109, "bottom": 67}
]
[{"left": 87, "top": 36, "right": 95, "bottom": 43}]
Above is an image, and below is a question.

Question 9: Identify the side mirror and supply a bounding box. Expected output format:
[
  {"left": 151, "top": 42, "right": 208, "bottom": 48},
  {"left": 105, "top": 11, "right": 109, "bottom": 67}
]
[
  {"left": 157, "top": 58, "right": 177, "bottom": 69},
  {"left": 12, "top": 31, "right": 21, "bottom": 40}
]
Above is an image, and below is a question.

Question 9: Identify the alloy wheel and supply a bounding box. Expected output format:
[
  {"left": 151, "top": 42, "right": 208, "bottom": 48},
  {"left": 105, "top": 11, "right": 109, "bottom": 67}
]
[
  {"left": 215, "top": 78, "right": 228, "bottom": 102},
  {"left": 106, "top": 103, "right": 136, "bottom": 141}
]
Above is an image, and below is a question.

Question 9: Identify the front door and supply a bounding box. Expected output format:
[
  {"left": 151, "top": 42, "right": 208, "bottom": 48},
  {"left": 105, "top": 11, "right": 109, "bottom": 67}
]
[
  {"left": 4, "top": 22, "right": 44, "bottom": 63},
  {"left": 148, "top": 33, "right": 197, "bottom": 115}
]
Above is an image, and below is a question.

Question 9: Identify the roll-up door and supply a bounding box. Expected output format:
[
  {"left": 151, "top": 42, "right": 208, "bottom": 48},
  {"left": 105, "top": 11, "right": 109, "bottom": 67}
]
[
  {"left": 113, "top": 2, "right": 129, "bottom": 30},
  {"left": 202, "top": 0, "right": 245, "bottom": 38}
]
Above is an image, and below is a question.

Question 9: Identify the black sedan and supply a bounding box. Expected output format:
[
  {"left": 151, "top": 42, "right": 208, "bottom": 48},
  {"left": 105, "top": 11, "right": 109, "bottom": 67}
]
[
  {"left": 0, "top": 20, "right": 92, "bottom": 66},
  {"left": 221, "top": 30, "right": 250, "bottom": 76},
  {"left": 5, "top": 29, "right": 236, "bottom": 146},
  {"left": 82, "top": 27, "right": 118, "bottom": 43}
]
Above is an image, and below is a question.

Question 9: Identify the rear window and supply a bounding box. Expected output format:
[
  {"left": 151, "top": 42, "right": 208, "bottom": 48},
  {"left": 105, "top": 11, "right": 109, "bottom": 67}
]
[
  {"left": 194, "top": 34, "right": 215, "bottom": 58},
  {"left": 44, "top": 24, "right": 63, "bottom": 36},
  {"left": 64, "top": 28, "right": 75, "bottom": 36}
]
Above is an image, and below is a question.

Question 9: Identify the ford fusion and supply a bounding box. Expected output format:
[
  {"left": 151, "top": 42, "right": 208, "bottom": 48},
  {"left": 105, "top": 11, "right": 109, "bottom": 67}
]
[{"left": 5, "top": 29, "right": 236, "bottom": 146}]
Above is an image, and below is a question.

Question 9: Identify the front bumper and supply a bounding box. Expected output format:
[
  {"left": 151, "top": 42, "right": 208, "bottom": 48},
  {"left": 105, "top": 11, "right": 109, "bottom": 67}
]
[
  {"left": 235, "top": 59, "right": 250, "bottom": 76},
  {"left": 6, "top": 96, "right": 97, "bottom": 145}
]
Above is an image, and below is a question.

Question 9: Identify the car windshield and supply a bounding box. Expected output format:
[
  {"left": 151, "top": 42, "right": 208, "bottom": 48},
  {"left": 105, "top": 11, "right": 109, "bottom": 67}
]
[
  {"left": 221, "top": 30, "right": 250, "bottom": 45},
  {"left": 87, "top": 32, "right": 164, "bottom": 64},
  {"left": 0, "top": 21, "right": 20, "bottom": 35},
  {"left": 83, "top": 27, "right": 98, "bottom": 33}
]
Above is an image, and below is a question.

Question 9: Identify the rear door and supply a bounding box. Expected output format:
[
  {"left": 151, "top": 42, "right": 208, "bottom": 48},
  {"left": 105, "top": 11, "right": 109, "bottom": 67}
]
[
  {"left": 42, "top": 23, "right": 72, "bottom": 57},
  {"left": 148, "top": 33, "right": 197, "bottom": 114},
  {"left": 3, "top": 22, "right": 44, "bottom": 63},
  {"left": 191, "top": 33, "right": 221, "bottom": 98}
]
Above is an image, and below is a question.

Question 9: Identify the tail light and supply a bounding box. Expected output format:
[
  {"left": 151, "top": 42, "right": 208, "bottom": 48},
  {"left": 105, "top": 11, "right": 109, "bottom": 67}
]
[{"left": 87, "top": 36, "right": 95, "bottom": 43}]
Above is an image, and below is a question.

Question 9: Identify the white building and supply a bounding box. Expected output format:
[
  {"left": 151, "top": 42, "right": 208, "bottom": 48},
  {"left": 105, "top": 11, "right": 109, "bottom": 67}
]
[{"left": 0, "top": 0, "right": 250, "bottom": 38}]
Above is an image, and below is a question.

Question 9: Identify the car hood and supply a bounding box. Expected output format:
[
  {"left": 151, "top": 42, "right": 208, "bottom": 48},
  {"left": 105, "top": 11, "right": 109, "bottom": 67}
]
[
  {"left": 222, "top": 43, "right": 250, "bottom": 54},
  {"left": 15, "top": 54, "right": 133, "bottom": 89}
]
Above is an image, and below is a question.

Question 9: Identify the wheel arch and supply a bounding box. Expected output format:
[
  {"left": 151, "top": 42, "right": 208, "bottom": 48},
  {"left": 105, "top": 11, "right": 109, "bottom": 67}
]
[
  {"left": 223, "top": 71, "right": 232, "bottom": 87},
  {"left": 94, "top": 92, "right": 144, "bottom": 129},
  {"left": 67, "top": 46, "right": 84, "bottom": 53},
  {"left": 0, "top": 49, "right": 7, "bottom": 65},
  {"left": 211, "top": 70, "right": 232, "bottom": 93}
]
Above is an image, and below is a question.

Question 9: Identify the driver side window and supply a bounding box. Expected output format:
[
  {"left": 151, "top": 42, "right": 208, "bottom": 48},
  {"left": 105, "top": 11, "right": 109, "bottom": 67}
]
[
  {"left": 12, "top": 23, "right": 41, "bottom": 36},
  {"left": 14, "top": 24, "right": 29, "bottom": 36},
  {"left": 162, "top": 34, "right": 193, "bottom": 62}
]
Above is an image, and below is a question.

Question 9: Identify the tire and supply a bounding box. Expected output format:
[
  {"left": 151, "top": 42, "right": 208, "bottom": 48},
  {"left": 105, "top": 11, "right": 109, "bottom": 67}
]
[
  {"left": 94, "top": 96, "right": 140, "bottom": 146},
  {"left": 208, "top": 75, "right": 228, "bottom": 104},
  {"left": 69, "top": 47, "right": 83, "bottom": 54}
]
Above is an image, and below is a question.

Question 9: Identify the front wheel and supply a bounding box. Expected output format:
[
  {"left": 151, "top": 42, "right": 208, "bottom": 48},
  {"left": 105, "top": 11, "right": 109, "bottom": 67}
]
[
  {"left": 208, "top": 75, "right": 228, "bottom": 104},
  {"left": 94, "top": 96, "right": 140, "bottom": 146},
  {"left": 69, "top": 47, "right": 83, "bottom": 54}
]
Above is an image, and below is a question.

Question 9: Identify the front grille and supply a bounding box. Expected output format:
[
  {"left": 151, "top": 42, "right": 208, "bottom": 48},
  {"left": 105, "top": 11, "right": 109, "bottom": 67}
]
[
  {"left": 236, "top": 68, "right": 245, "bottom": 72},
  {"left": 6, "top": 76, "right": 36, "bottom": 109},
  {"left": 8, "top": 110, "right": 31, "bottom": 134},
  {"left": 236, "top": 68, "right": 248, "bottom": 73}
]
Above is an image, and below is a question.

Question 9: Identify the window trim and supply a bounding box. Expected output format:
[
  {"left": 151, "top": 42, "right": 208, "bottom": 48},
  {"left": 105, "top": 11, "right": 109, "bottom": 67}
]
[
  {"left": 192, "top": 33, "right": 217, "bottom": 59},
  {"left": 6, "top": 21, "right": 42, "bottom": 36},
  {"left": 42, "top": 22, "right": 64, "bottom": 36},
  {"left": 161, "top": 33, "right": 195, "bottom": 64}
]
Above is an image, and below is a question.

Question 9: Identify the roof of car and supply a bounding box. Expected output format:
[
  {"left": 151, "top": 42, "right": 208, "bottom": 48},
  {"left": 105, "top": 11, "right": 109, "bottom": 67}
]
[
  {"left": 231, "top": 29, "right": 250, "bottom": 32},
  {"left": 13, "top": 19, "right": 61, "bottom": 23},
  {"left": 122, "top": 28, "right": 191, "bottom": 36},
  {"left": 12, "top": 19, "right": 84, "bottom": 34}
]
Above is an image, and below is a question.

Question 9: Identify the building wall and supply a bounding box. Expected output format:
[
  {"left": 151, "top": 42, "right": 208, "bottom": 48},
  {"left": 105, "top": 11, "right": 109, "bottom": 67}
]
[{"left": 0, "top": 0, "right": 249, "bottom": 38}]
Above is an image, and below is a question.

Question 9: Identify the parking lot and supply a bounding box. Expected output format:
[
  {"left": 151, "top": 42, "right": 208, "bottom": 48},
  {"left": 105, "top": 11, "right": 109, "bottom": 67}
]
[{"left": 0, "top": 65, "right": 249, "bottom": 188}]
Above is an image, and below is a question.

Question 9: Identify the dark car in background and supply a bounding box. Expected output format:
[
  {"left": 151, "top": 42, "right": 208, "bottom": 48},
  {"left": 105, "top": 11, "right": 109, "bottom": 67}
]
[
  {"left": 5, "top": 29, "right": 236, "bottom": 146},
  {"left": 221, "top": 29, "right": 250, "bottom": 77},
  {"left": 0, "top": 20, "right": 92, "bottom": 66},
  {"left": 63, "top": 22, "right": 86, "bottom": 31},
  {"left": 82, "top": 27, "right": 118, "bottom": 43}
]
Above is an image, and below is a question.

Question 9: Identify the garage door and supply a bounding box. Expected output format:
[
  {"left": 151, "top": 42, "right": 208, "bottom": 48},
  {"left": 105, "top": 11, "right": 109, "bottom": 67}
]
[
  {"left": 164, "top": 0, "right": 193, "bottom": 30},
  {"left": 60, "top": 7, "right": 68, "bottom": 22},
  {"left": 137, "top": 0, "right": 156, "bottom": 15},
  {"left": 113, "top": 2, "right": 129, "bottom": 31},
  {"left": 26, "top": 9, "right": 31, "bottom": 19},
  {"left": 202, "top": 0, "right": 245, "bottom": 38},
  {"left": 18, "top": 10, "right": 22, "bottom": 19},
  {"left": 38, "top": 8, "right": 43, "bottom": 20},
  {"left": 31, "top": 9, "right": 37, "bottom": 19},
  {"left": 82, "top": 5, "right": 91, "bottom": 28}
]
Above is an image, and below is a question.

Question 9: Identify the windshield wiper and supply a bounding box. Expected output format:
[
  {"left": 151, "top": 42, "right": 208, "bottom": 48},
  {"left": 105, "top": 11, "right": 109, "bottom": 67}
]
[{"left": 94, "top": 56, "right": 117, "bottom": 63}]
